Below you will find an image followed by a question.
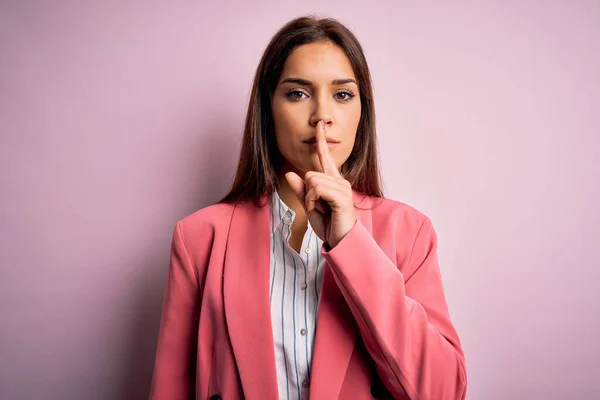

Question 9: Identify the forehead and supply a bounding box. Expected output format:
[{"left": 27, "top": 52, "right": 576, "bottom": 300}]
[{"left": 280, "top": 41, "right": 356, "bottom": 83}]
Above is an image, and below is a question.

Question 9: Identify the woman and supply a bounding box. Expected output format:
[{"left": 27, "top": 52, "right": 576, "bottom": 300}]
[{"left": 150, "top": 15, "right": 467, "bottom": 400}]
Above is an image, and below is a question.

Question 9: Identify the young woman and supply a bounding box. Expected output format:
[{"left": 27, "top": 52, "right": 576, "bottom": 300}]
[{"left": 150, "top": 15, "right": 467, "bottom": 400}]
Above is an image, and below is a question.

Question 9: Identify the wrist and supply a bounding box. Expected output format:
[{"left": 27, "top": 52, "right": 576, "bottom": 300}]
[{"left": 328, "top": 217, "right": 357, "bottom": 249}]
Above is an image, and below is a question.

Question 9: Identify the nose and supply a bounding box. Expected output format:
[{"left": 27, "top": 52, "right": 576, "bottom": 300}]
[{"left": 309, "top": 94, "right": 334, "bottom": 128}]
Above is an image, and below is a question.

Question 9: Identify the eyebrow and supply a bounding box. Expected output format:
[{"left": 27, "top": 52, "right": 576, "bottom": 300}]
[{"left": 279, "top": 77, "right": 358, "bottom": 86}]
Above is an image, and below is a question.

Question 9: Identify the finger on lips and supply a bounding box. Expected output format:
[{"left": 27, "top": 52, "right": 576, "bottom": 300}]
[
  {"left": 316, "top": 120, "right": 341, "bottom": 177},
  {"left": 288, "top": 121, "right": 347, "bottom": 217}
]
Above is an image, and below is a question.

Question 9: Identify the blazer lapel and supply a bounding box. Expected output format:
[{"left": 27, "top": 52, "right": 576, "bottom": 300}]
[
  {"left": 223, "top": 197, "right": 279, "bottom": 399},
  {"left": 308, "top": 191, "right": 374, "bottom": 399}
]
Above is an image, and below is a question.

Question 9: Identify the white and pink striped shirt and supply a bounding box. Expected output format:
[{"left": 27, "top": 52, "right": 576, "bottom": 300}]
[{"left": 269, "top": 190, "right": 326, "bottom": 400}]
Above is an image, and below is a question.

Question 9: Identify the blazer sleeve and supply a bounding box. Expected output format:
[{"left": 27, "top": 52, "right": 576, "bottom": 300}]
[
  {"left": 323, "top": 216, "right": 467, "bottom": 400},
  {"left": 150, "top": 221, "right": 200, "bottom": 400}
]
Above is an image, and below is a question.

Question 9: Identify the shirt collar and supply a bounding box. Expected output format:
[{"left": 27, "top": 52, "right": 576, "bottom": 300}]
[{"left": 270, "top": 190, "right": 296, "bottom": 233}]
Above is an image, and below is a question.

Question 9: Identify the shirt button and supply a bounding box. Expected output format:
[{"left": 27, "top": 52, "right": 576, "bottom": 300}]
[
  {"left": 300, "top": 328, "right": 307, "bottom": 336},
  {"left": 302, "top": 379, "right": 310, "bottom": 388},
  {"left": 300, "top": 283, "right": 307, "bottom": 290},
  {"left": 305, "top": 247, "right": 311, "bottom": 253}
]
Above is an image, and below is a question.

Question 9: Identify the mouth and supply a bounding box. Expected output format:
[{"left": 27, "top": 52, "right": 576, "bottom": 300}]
[{"left": 303, "top": 138, "right": 340, "bottom": 148}]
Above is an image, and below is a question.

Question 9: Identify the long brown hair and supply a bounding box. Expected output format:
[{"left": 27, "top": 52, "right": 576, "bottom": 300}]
[{"left": 220, "top": 15, "right": 383, "bottom": 206}]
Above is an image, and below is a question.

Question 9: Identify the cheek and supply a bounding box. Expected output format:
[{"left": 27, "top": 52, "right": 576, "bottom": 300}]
[
  {"left": 273, "top": 105, "right": 305, "bottom": 148},
  {"left": 336, "top": 113, "right": 360, "bottom": 165},
  {"left": 279, "top": 104, "right": 305, "bottom": 131},
  {"left": 342, "top": 110, "right": 360, "bottom": 142}
]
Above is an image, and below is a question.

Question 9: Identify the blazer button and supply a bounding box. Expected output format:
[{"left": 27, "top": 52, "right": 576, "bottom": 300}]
[{"left": 209, "top": 395, "right": 221, "bottom": 400}]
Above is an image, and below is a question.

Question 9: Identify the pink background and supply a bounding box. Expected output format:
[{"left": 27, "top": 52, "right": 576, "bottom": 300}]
[{"left": 1, "top": 1, "right": 599, "bottom": 399}]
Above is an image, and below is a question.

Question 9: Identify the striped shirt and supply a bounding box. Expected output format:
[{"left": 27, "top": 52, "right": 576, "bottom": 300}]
[{"left": 269, "top": 190, "right": 326, "bottom": 400}]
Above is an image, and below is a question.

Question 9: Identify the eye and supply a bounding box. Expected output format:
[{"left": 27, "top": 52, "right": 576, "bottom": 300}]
[
  {"left": 335, "top": 90, "right": 356, "bottom": 102},
  {"left": 285, "top": 89, "right": 308, "bottom": 101}
]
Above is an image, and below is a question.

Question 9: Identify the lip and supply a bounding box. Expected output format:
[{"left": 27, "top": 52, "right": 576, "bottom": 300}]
[
  {"left": 306, "top": 142, "right": 338, "bottom": 148},
  {"left": 303, "top": 138, "right": 340, "bottom": 147}
]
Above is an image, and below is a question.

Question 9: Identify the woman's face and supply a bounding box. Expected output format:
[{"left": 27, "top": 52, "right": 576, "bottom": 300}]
[{"left": 271, "top": 40, "right": 361, "bottom": 178}]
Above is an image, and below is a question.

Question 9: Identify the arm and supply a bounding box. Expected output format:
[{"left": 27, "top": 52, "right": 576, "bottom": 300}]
[
  {"left": 323, "top": 217, "right": 467, "bottom": 400},
  {"left": 150, "top": 221, "right": 200, "bottom": 400}
]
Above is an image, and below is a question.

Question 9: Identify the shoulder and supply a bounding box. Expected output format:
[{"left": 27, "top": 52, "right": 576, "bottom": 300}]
[
  {"left": 175, "top": 202, "right": 236, "bottom": 241},
  {"left": 357, "top": 194, "right": 431, "bottom": 234}
]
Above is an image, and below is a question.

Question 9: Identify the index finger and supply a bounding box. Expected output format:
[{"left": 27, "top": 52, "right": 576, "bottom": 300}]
[{"left": 316, "top": 120, "right": 341, "bottom": 177}]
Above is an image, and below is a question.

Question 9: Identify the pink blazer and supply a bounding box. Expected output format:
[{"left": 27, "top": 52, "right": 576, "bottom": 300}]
[{"left": 150, "top": 192, "right": 467, "bottom": 399}]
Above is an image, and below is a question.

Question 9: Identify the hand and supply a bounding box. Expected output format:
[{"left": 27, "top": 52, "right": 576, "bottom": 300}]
[{"left": 285, "top": 121, "right": 357, "bottom": 249}]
